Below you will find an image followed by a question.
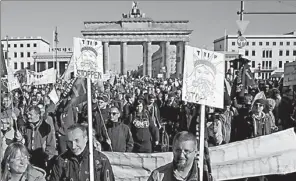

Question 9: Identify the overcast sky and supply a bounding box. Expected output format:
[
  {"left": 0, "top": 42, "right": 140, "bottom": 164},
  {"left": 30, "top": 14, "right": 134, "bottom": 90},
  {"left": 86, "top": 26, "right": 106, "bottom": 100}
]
[{"left": 1, "top": 1, "right": 296, "bottom": 71}]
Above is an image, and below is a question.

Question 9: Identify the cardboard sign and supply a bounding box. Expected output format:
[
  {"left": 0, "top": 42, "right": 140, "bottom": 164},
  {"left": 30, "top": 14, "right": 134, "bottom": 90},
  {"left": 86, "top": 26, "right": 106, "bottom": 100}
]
[
  {"left": 73, "top": 37, "right": 103, "bottom": 80},
  {"left": 284, "top": 61, "right": 296, "bottom": 86},
  {"left": 182, "top": 46, "right": 225, "bottom": 108}
]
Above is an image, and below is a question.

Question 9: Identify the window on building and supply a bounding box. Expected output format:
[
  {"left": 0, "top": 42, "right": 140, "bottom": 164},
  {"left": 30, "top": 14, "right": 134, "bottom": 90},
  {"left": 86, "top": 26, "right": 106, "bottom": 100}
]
[
  {"left": 14, "top": 44, "right": 17, "bottom": 48},
  {"left": 33, "top": 52, "right": 36, "bottom": 54},
  {"left": 262, "top": 61, "right": 265, "bottom": 68},
  {"left": 252, "top": 42, "right": 256, "bottom": 46},
  {"left": 252, "top": 61, "right": 255, "bottom": 68},
  {"left": 262, "top": 50, "right": 265, "bottom": 58},
  {"left": 269, "top": 50, "right": 272, "bottom": 58},
  {"left": 259, "top": 42, "right": 262, "bottom": 46},
  {"left": 20, "top": 44, "right": 23, "bottom": 48},
  {"left": 27, "top": 44, "right": 30, "bottom": 47},
  {"left": 4, "top": 52, "right": 7, "bottom": 59},
  {"left": 269, "top": 61, "right": 272, "bottom": 68},
  {"left": 294, "top": 42, "right": 296, "bottom": 46},
  {"left": 14, "top": 52, "right": 17, "bottom": 58},
  {"left": 280, "top": 42, "right": 283, "bottom": 46},
  {"left": 279, "top": 61, "right": 282, "bottom": 68},
  {"left": 279, "top": 50, "right": 283, "bottom": 56},
  {"left": 21, "top": 62, "right": 24, "bottom": 69},
  {"left": 8, "top": 44, "right": 10, "bottom": 48},
  {"left": 63, "top": 48, "right": 66, "bottom": 51},
  {"left": 1, "top": 43, "right": 4, "bottom": 48},
  {"left": 33, "top": 43, "right": 37, "bottom": 47},
  {"left": 287, "top": 42, "right": 290, "bottom": 46},
  {"left": 14, "top": 62, "right": 17, "bottom": 70},
  {"left": 266, "top": 42, "right": 269, "bottom": 46},
  {"left": 20, "top": 52, "right": 24, "bottom": 58},
  {"left": 27, "top": 52, "right": 31, "bottom": 57},
  {"left": 293, "top": 50, "right": 296, "bottom": 56},
  {"left": 245, "top": 50, "right": 249, "bottom": 56},
  {"left": 27, "top": 62, "right": 31, "bottom": 68},
  {"left": 273, "top": 42, "right": 276, "bottom": 46},
  {"left": 252, "top": 50, "right": 256, "bottom": 56},
  {"left": 286, "top": 50, "right": 290, "bottom": 56}
]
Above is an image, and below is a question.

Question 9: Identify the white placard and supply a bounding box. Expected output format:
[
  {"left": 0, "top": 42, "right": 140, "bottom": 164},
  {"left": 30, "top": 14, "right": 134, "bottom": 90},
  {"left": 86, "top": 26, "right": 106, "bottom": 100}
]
[
  {"left": 284, "top": 61, "right": 296, "bottom": 86},
  {"left": 73, "top": 37, "right": 103, "bottom": 80},
  {"left": 182, "top": 46, "right": 225, "bottom": 108}
]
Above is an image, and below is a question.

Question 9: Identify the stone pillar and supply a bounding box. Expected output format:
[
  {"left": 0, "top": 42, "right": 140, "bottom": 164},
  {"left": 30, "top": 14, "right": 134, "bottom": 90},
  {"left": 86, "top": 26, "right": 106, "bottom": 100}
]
[
  {"left": 165, "top": 41, "right": 170, "bottom": 78},
  {"left": 120, "top": 42, "right": 127, "bottom": 75},
  {"left": 34, "top": 61, "right": 37, "bottom": 72},
  {"left": 103, "top": 42, "right": 109, "bottom": 74},
  {"left": 176, "top": 42, "right": 184, "bottom": 78},
  {"left": 146, "top": 41, "right": 152, "bottom": 78},
  {"left": 45, "top": 61, "right": 48, "bottom": 70},
  {"left": 57, "top": 61, "right": 60, "bottom": 77},
  {"left": 142, "top": 42, "right": 147, "bottom": 76},
  {"left": 182, "top": 42, "right": 189, "bottom": 78}
]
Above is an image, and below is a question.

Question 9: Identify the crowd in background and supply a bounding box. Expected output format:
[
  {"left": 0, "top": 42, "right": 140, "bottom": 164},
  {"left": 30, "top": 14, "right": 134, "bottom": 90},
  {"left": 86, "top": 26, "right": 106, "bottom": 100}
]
[{"left": 1, "top": 73, "right": 296, "bottom": 181}]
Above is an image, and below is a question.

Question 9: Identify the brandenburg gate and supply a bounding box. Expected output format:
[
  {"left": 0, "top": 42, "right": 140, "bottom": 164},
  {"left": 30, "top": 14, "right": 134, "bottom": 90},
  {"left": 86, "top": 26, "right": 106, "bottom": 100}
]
[{"left": 81, "top": 2, "right": 193, "bottom": 78}]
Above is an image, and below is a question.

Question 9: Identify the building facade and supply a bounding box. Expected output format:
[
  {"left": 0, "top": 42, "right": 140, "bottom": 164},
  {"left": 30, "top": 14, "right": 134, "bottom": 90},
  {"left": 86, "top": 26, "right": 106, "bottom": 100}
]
[
  {"left": 32, "top": 51, "right": 73, "bottom": 77},
  {"left": 1, "top": 37, "right": 50, "bottom": 72},
  {"left": 213, "top": 31, "right": 296, "bottom": 79}
]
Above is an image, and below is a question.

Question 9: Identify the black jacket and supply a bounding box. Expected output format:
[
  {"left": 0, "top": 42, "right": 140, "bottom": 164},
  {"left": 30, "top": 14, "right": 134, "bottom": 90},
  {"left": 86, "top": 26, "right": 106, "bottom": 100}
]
[{"left": 50, "top": 145, "right": 115, "bottom": 181}]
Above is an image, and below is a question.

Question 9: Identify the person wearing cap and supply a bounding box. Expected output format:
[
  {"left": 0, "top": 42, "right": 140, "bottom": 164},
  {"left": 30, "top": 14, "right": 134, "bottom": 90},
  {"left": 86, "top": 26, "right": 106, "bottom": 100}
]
[
  {"left": 87, "top": 93, "right": 111, "bottom": 151},
  {"left": 232, "top": 94, "right": 253, "bottom": 141},
  {"left": 247, "top": 99, "right": 273, "bottom": 137}
]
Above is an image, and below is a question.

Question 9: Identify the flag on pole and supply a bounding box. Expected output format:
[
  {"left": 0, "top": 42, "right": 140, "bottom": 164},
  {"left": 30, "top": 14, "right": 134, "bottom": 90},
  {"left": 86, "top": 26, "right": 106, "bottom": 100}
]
[
  {"left": 7, "top": 62, "right": 20, "bottom": 91},
  {"left": 1, "top": 44, "right": 7, "bottom": 77},
  {"left": 48, "top": 87, "right": 60, "bottom": 104}
]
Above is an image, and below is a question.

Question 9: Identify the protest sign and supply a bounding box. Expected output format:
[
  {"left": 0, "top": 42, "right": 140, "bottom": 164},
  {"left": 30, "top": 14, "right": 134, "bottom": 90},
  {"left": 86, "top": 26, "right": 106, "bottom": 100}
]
[
  {"left": 182, "top": 46, "right": 225, "bottom": 109},
  {"left": 283, "top": 61, "right": 296, "bottom": 86},
  {"left": 73, "top": 37, "right": 103, "bottom": 80},
  {"left": 26, "top": 68, "right": 56, "bottom": 85},
  {"left": 7, "top": 66, "right": 20, "bottom": 91},
  {"left": 103, "top": 128, "right": 296, "bottom": 181}
]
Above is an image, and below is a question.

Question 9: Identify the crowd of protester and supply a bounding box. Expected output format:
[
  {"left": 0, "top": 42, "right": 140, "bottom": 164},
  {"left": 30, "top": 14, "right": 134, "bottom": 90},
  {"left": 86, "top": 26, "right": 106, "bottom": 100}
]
[{"left": 1, "top": 73, "right": 296, "bottom": 181}]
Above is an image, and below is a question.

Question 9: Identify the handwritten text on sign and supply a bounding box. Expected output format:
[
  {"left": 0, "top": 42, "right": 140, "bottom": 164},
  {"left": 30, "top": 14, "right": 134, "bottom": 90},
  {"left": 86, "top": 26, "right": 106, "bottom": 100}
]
[
  {"left": 73, "top": 37, "right": 103, "bottom": 80},
  {"left": 284, "top": 61, "right": 296, "bottom": 86},
  {"left": 103, "top": 128, "right": 296, "bottom": 181}
]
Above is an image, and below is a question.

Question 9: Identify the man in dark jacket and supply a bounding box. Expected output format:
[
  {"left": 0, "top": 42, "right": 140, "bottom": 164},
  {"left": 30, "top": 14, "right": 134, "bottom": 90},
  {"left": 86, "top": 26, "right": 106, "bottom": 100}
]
[
  {"left": 50, "top": 124, "right": 115, "bottom": 181},
  {"left": 104, "top": 107, "right": 134, "bottom": 152},
  {"left": 19, "top": 106, "right": 56, "bottom": 172},
  {"left": 122, "top": 94, "right": 134, "bottom": 125}
]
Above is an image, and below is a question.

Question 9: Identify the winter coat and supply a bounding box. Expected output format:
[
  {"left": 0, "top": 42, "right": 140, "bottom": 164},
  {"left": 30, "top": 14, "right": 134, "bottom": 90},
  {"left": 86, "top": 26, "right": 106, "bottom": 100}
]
[
  {"left": 50, "top": 145, "right": 115, "bottom": 181},
  {"left": 20, "top": 119, "right": 56, "bottom": 170},
  {"left": 105, "top": 121, "right": 134, "bottom": 152}
]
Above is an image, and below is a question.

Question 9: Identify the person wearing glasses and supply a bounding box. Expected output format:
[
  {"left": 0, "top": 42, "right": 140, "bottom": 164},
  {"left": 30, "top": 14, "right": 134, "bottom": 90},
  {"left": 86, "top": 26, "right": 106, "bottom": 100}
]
[
  {"left": 104, "top": 106, "right": 134, "bottom": 152},
  {"left": 1, "top": 142, "right": 46, "bottom": 181},
  {"left": 148, "top": 131, "right": 201, "bottom": 181},
  {"left": 248, "top": 99, "right": 273, "bottom": 138}
]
